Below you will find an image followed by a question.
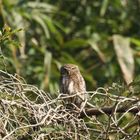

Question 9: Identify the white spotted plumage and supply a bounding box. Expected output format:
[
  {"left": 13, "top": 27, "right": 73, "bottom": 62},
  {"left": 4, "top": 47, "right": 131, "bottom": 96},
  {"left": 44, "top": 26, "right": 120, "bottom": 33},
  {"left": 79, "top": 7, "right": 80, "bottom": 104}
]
[{"left": 60, "top": 64, "right": 86, "bottom": 108}]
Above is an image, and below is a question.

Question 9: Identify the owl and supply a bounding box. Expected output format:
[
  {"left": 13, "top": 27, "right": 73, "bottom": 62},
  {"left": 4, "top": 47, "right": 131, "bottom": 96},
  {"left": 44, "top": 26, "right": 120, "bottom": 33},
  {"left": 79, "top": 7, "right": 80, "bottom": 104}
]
[{"left": 59, "top": 64, "right": 86, "bottom": 109}]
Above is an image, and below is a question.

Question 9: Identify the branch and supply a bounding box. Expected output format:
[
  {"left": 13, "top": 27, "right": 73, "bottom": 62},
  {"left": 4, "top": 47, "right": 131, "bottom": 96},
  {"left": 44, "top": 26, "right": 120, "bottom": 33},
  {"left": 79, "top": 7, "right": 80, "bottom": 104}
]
[{"left": 80, "top": 106, "right": 139, "bottom": 118}]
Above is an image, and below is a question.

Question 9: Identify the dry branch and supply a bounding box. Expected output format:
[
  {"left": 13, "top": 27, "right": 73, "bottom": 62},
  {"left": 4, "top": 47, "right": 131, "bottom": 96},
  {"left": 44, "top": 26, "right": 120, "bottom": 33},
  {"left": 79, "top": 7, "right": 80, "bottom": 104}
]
[
  {"left": 80, "top": 105, "right": 140, "bottom": 118},
  {"left": 0, "top": 70, "right": 140, "bottom": 140}
]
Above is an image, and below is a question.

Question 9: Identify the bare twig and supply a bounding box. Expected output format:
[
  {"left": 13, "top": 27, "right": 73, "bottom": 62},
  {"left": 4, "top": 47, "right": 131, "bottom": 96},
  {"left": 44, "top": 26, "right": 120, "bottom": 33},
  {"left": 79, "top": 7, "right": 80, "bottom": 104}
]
[{"left": 0, "top": 70, "right": 139, "bottom": 140}]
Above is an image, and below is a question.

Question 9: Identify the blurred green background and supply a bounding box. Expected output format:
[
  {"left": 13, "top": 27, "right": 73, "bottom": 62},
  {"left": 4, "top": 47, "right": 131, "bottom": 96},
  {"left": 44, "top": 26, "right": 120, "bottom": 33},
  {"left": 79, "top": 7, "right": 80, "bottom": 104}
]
[{"left": 0, "top": 0, "right": 140, "bottom": 94}]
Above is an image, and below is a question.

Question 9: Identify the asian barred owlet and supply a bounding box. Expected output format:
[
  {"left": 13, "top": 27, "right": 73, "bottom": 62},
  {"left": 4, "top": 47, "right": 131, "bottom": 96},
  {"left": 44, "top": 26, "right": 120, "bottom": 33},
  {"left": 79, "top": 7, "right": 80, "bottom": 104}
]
[{"left": 59, "top": 64, "right": 86, "bottom": 109}]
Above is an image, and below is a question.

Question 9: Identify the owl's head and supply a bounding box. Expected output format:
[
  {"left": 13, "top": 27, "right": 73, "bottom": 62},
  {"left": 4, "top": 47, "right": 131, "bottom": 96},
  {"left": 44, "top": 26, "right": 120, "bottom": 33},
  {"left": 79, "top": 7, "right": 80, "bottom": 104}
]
[{"left": 60, "top": 64, "right": 79, "bottom": 76}]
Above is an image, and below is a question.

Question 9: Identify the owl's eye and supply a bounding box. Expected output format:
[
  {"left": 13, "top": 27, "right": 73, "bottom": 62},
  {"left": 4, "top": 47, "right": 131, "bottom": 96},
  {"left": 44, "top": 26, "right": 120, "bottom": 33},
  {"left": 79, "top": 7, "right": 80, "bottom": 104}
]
[{"left": 71, "top": 67, "right": 77, "bottom": 71}]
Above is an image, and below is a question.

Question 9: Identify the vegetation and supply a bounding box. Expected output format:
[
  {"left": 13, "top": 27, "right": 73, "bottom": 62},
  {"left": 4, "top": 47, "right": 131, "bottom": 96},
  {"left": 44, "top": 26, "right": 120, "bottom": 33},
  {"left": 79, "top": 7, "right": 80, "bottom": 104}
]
[{"left": 0, "top": 0, "right": 140, "bottom": 139}]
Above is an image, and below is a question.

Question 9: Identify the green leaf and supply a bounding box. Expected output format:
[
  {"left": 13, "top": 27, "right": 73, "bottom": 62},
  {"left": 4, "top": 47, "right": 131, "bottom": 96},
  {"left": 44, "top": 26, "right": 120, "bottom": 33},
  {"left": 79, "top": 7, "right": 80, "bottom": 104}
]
[
  {"left": 64, "top": 38, "right": 87, "bottom": 48},
  {"left": 42, "top": 15, "right": 63, "bottom": 44},
  {"left": 100, "top": 0, "right": 109, "bottom": 16},
  {"left": 32, "top": 14, "right": 50, "bottom": 39},
  {"left": 131, "top": 38, "right": 140, "bottom": 47}
]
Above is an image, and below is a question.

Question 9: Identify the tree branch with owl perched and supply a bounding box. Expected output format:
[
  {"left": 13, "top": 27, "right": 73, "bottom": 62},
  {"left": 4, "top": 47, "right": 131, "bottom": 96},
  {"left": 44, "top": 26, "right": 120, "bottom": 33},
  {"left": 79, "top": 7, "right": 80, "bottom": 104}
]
[{"left": 0, "top": 69, "right": 140, "bottom": 140}]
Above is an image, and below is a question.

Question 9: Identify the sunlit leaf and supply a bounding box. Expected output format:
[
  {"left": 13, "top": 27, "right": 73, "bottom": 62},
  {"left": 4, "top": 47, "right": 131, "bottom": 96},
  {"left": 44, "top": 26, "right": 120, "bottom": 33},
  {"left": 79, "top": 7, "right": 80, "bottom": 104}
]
[
  {"left": 26, "top": 1, "right": 57, "bottom": 12},
  {"left": 113, "top": 35, "right": 134, "bottom": 84}
]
